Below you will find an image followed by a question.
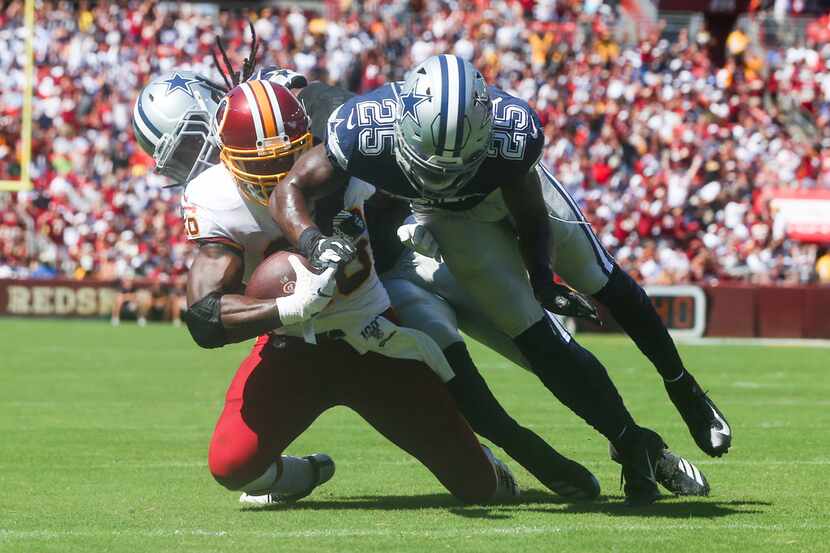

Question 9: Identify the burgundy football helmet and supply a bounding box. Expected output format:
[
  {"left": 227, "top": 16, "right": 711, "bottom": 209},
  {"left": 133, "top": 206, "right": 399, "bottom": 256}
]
[{"left": 213, "top": 80, "right": 312, "bottom": 205}]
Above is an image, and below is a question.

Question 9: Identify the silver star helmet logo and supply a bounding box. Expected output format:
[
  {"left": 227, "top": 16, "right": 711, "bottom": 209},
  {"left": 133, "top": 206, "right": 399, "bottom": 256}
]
[{"left": 162, "top": 73, "right": 201, "bottom": 98}]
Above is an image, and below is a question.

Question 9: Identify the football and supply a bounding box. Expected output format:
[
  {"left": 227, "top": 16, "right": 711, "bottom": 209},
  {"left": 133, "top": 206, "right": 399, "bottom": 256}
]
[{"left": 245, "top": 250, "right": 314, "bottom": 299}]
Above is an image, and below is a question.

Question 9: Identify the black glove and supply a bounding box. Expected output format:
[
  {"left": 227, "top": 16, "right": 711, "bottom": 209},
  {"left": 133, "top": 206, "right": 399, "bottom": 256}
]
[
  {"left": 332, "top": 210, "right": 366, "bottom": 241},
  {"left": 535, "top": 282, "right": 601, "bottom": 323},
  {"left": 298, "top": 227, "right": 357, "bottom": 271}
]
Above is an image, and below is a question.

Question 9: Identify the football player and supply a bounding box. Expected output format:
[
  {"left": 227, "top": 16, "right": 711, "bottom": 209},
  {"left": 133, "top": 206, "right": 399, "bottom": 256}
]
[
  {"left": 135, "top": 65, "right": 706, "bottom": 503},
  {"left": 270, "top": 55, "right": 713, "bottom": 505},
  {"left": 135, "top": 72, "right": 528, "bottom": 505},
  {"left": 257, "top": 68, "right": 711, "bottom": 501}
]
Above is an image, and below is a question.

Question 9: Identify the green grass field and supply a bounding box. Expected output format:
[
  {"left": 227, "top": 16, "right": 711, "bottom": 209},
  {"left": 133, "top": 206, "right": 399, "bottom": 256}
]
[{"left": 1, "top": 319, "right": 829, "bottom": 552}]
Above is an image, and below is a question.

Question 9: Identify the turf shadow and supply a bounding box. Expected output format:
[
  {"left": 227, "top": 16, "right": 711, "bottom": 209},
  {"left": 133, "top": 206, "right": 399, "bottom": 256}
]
[
  {"left": 240, "top": 490, "right": 572, "bottom": 516},
  {"left": 520, "top": 498, "right": 772, "bottom": 519}
]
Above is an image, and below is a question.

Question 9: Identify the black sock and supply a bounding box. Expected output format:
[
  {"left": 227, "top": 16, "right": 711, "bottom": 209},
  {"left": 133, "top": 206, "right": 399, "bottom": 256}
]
[
  {"left": 443, "top": 342, "right": 583, "bottom": 492},
  {"left": 594, "top": 266, "right": 686, "bottom": 381},
  {"left": 512, "top": 318, "right": 635, "bottom": 442}
]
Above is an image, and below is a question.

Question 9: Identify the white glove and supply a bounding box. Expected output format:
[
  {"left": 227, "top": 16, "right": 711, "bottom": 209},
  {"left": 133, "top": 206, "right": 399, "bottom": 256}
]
[
  {"left": 397, "top": 221, "right": 441, "bottom": 261},
  {"left": 275, "top": 255, "right": 337, "bottom": 326}
]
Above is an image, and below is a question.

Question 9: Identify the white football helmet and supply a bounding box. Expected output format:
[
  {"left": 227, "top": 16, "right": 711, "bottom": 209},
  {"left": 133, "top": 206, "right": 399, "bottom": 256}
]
[
  {"left": 133, "top": 71, "right": 226, "bottom": 183},
  {"left": 393, "top": 55, "right": 493, "bottom": 199}
]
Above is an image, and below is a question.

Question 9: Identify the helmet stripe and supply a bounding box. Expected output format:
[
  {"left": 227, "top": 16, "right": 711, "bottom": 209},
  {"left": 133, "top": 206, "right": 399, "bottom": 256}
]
[
  {"left": 453, "top": 55, "right": 467, "bottom": 156},
  {"left": 262, "top": 80, "right": 286, "bottom": 137},
  {"left": 239, "top": 82, "right": 265, "bottom": 144},
  {"left": 437, "top": 55, "right": 449, "bottom": 154},
  {"left": 444, "top": 55, "right": 460, "bottom": 157},
  {"left": 135, "top": 96, "right": 162, "bottom": 142},
  {"left": 250, "top": 80, "right": 277, "bottom": 138}
]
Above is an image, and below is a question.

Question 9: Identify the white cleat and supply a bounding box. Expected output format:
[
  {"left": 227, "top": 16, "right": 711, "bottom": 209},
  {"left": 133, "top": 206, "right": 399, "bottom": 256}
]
[
  {"left": 482, "top": 445, "right": 520, "bottom": 500},
  {"left": 239, "top": 453, "right": 335, "bottom": 506}
]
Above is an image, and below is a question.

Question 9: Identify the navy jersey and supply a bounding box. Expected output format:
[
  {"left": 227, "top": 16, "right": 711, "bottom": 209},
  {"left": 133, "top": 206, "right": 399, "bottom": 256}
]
[
  {"left": 294, "top": 81, "right": 409, "bottom": 272},
  {"left": 326, "top": 83, "right": 544, "bottom": 211},
  {"left": 297, "top": 82, "right": 356, "bottom": 143}
]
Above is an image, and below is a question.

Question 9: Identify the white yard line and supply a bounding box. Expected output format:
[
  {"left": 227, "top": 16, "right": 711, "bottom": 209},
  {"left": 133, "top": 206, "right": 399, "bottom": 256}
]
[
  {"left": 2, "top": 523, "right": 828, "bottom": 541},
  {"left": 676, "top": 337, "right": 830, "bottom": 348}
]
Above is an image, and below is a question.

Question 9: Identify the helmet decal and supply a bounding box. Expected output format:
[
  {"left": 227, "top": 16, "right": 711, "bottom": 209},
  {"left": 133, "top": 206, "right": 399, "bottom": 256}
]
[
  {"left": 161, "top": 73, "right": 202, "bottom": 98},
  {"left": 132, "top": 70, "right": 224, "bottom": 183},
  {"left": 399, "top": 88, "right": 430, "bottom": 126}
]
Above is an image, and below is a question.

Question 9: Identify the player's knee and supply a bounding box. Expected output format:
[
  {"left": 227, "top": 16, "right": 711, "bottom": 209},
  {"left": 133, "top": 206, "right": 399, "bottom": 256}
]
[
  {"left": 594, "top": 264, "right": 640, "bottom": 306},
  {"left": 208, "top": 444, "right": 246, "bottom": 490},
  {"left": 208, "top": 430, "right": 265, "bottom": 491},
  {"left": 514, "top": 318, "right": 570, "bottom": 355},
  {"left": 419, "top": 320, "right": 462, "bottom": 350}
]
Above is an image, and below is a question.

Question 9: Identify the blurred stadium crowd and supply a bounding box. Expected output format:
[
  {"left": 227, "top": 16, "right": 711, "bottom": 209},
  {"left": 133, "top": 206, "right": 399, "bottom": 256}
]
[{"left": 2, "top": 0, "right": 830, "bottom": 285}]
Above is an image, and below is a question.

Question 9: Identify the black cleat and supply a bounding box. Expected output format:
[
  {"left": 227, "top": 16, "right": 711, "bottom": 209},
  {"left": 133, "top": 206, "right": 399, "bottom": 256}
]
[
  {"left": 613, "top": 427, "right": 664, "bottom": 507},
  {"left": 611, "top": 441, "right": 710, "bottom": 497},
  {"left": 655, "top": 449, "right": 710, "bottom": 496},
  {"left": 666, "top": 373, "right": 732, "bottom": 457},
  {"left": 548, "top": 456, "right": 601, "bottom": 500}
]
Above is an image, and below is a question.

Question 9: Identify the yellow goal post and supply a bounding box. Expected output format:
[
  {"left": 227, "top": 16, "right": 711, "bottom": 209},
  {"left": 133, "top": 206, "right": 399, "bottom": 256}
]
[{"left": 0, "top": 0, "right": 34, "bottom": 192}]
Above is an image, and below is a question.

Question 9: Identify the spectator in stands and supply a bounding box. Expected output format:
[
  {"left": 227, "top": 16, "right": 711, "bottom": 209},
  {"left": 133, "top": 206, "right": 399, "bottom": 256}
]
[
  {"left": 817, "top": 248, "right": 830, "bottom": 283},
  {"left": 111, "top": 275, "right": 150, "bottom": 327},
  {"left": 0, "top": 0, "right": 826, "bottom": 287}
]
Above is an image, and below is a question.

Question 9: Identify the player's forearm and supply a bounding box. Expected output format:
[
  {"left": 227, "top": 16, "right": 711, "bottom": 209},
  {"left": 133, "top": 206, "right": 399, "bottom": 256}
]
[
  {"left": 502, "top": 169, "right": 554, "bottom": 287},
  {"left": 219, "top": 294, "right": 284, "bottom": 343},
  {"left": 516, "top": 221, "right": 554, "bottom": 288},
  {"left": 270, "top": 145, "right": 348, "bottom": 249},
  {"left": 185, "top": 244, "right": 283, "bottom": 348},
  {"left": 272, "top": 176, "right": 318, "bottom": 248}
]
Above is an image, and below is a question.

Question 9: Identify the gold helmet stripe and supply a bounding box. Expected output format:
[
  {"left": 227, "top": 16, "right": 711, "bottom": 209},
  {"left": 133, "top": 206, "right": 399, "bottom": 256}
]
[
  {"left": 249, "top": 80, "right": 278, "bottom": 138},
  {"left": 262, "top": 79, "right": 286, "bottom": 137}
]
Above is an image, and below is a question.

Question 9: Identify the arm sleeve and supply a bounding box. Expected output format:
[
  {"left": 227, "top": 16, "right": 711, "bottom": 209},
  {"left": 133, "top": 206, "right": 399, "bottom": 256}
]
[
  {"left": 324, "top": 101, "right": 360, "bottom": 172},
  {"left": 298, "top": 82, "right": 356, "bottom": 143}
]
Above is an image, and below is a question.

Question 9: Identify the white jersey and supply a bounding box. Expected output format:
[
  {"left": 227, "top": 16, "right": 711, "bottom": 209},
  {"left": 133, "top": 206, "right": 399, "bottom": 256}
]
[{"left": 181, "top": 163, "right": 391, "bottom": 338}]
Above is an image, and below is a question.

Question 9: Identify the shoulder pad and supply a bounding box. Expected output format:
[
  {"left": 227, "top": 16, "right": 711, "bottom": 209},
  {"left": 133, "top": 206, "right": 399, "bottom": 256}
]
[
  {"left": 180, "top": 164, "right": 245, "bottom": 243},
  {"left": 325, "top": 84, "right": 398, "bottom": 172}
]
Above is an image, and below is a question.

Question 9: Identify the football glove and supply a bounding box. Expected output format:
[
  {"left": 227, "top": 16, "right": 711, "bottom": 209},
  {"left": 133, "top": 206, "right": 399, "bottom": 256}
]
[
  {"left": 275, "top": 255, "right": 337, "bottom": 326},
  {"left": 535, "top": 282, "right": 600, "bottom": 323},
  {"left": 308, "top": 235, "right": 357, "bottom": 271},
  {"left": 397, "top": 220, "right": 442, "bottom": 261},
  {"left": 332, "top": 209, "right": 366, "bottom": 241}
]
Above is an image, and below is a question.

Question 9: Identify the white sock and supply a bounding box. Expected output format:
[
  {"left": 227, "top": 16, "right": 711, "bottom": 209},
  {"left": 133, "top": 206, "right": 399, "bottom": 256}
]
[
  {"left": 271, "top": 456, "right": 314, "bottom": 495},
  {"left": 241, "top": 457, "right": 314, "bottom": 496},
  {"left": 240, "top": 463, "right": 279, "bottom": 495}
]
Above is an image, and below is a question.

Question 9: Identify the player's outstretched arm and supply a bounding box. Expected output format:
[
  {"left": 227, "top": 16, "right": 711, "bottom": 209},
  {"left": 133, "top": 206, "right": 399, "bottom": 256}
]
[
  {"left": 501, "top": 168, "right": 554, "bottom": 292},
  {"left": 502, "top": 168, "right": 599, "bottom": 321},
  {"left": 269, "top": 144, "right": 352, "bottom": 270}
]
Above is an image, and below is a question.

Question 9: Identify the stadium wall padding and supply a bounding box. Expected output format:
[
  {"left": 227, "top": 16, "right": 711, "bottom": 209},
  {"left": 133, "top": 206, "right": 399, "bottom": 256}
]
[
  {"left": 579, "top": 283, "right": 830, "bottom": 339},
  {"left": 1, "top": 279, "right": 830, "bottom": 338}
]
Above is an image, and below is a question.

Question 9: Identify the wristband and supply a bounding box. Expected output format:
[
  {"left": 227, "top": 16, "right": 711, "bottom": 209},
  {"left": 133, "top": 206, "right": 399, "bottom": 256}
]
[{"left": 298, "top": 227, "right": 323, "bottom": 259}]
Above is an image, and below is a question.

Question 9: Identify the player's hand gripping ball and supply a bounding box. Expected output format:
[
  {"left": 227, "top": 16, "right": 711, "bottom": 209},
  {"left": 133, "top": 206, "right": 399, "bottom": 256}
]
[{"left": 246, "top": 251, "right": 337, "bottom": 326}]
